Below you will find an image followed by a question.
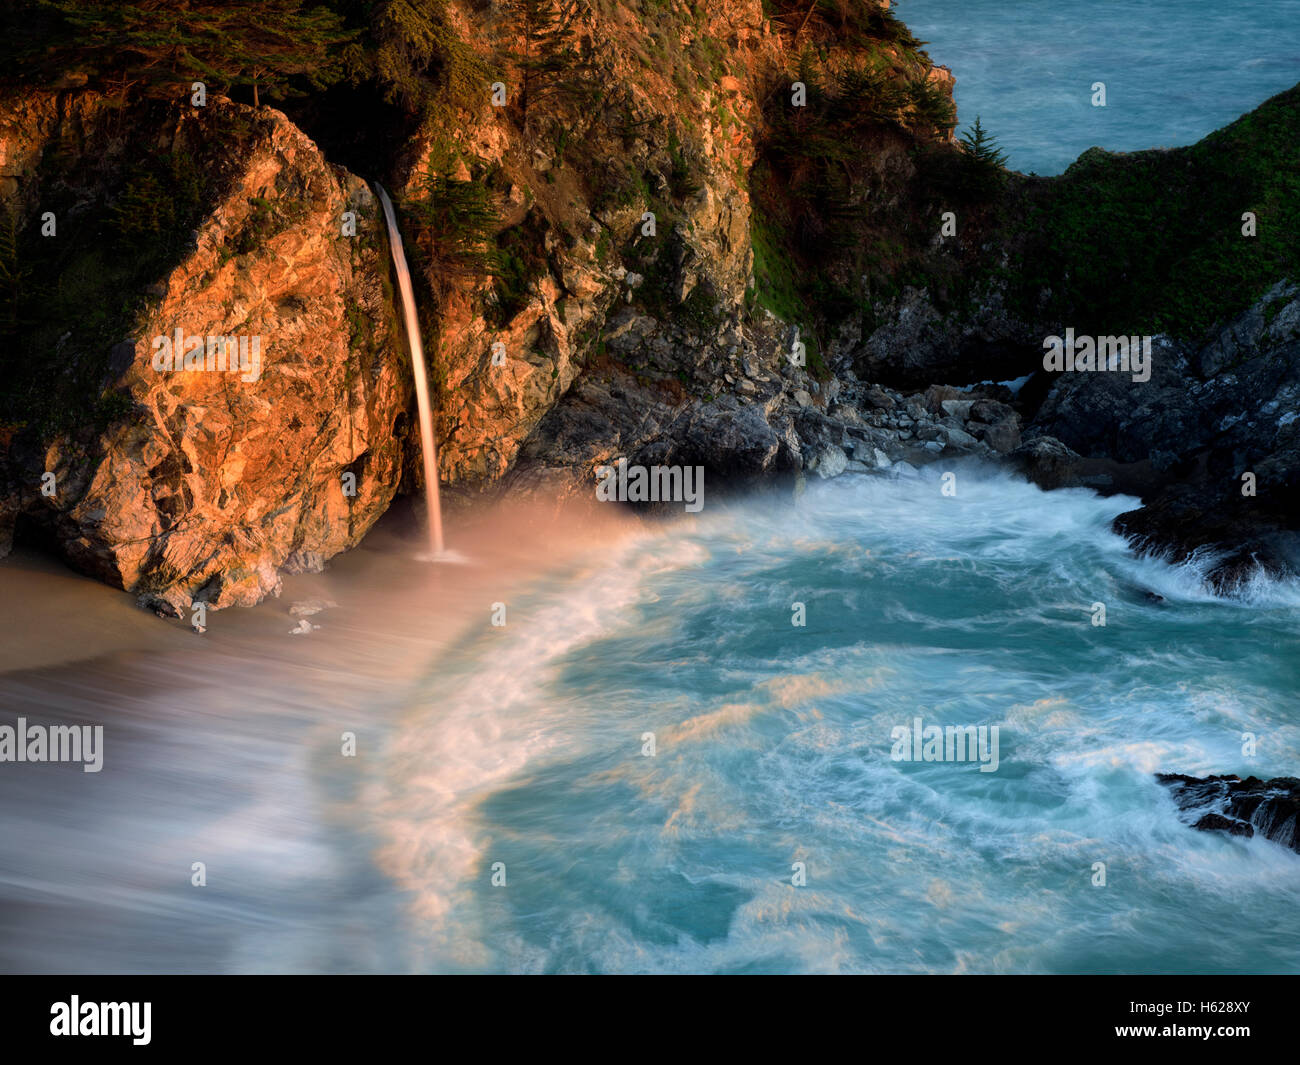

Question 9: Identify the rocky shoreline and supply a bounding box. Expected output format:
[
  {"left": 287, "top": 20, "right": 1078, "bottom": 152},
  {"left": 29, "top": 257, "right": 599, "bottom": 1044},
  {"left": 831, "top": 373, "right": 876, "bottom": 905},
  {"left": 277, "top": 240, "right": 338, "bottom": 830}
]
[{"left": 505, "top": 305, "right": 1032, "bottom": 503}]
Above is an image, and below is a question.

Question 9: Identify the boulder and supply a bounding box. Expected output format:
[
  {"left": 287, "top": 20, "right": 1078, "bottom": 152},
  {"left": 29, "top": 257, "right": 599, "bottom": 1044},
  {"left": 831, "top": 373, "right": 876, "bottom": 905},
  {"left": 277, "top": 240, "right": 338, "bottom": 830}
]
[
  {"left": 0, "top": 93, "right": 410, "bottom": 612},
  {"left": 1009, "top": 436, "right": 1085, "bottom": 490},
  {"left": 812, "top": 445, "right": 848, "bottom": 479}
]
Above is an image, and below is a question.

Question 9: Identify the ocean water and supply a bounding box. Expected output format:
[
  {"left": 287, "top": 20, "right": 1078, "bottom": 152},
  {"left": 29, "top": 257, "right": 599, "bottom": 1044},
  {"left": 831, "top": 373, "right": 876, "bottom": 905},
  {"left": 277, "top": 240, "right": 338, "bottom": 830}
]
[
  {"left": 5, "top": 469, "right": 1297, "bottom": 973},
  {"left": 384, "top": 470, "right": 1300, "bottom": 973},
  {"left": 899, "top": 0, "right": 1300, "bottom": 174}
]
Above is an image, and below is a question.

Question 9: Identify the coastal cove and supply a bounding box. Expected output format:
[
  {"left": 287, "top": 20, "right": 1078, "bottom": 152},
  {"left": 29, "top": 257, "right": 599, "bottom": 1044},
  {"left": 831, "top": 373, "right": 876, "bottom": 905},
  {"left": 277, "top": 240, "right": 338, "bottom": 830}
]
[{"left": 0, "top": 0, "right": 1298, "bottom": 979}]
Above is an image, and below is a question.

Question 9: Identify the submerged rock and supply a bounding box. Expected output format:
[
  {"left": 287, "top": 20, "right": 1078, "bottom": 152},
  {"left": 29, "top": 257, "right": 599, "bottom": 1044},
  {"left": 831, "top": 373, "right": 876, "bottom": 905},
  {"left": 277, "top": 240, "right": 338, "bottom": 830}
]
[{"left": 289, "top": 599, "right": 338, "bottom": 618}]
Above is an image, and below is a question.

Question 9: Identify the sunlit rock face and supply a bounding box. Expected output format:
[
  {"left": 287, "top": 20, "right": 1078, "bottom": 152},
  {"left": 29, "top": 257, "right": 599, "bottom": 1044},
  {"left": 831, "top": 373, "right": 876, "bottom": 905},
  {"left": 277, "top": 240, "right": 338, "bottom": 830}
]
[
  {"left": 390, "top": 1, "right": 772, "bottom": 493},
  {"left": 0, "top": 93, "right": 412, "bottom": 613},
  {"left": 0, "top": 1, "right": 970, "bottom": 608},
  {"left": 382, "top": 1, "right": 961, "bottom": 504}
]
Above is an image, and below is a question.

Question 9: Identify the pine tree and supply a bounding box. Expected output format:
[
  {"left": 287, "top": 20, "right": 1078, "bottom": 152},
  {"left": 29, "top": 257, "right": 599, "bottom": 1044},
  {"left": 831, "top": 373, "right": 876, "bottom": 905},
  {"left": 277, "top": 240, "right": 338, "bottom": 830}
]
[
  {"left": 959, "top": 116, "right": 1009, "bottom": 169},
  {"left": 0, "top": 211, "right": 32, "bottom": 344},
  {"left": 509, "top": 0, "right": 588, "bottom": 133},
  {"left": 410, "top": 140, "right": 499, "bottom": 304}
]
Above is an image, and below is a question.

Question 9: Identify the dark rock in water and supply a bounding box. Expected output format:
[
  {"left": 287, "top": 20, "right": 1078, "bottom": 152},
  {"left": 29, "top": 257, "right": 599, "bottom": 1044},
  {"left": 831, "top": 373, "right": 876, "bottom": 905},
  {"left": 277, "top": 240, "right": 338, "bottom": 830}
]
[
  {"left": 1114, "top": 482, "right": 1300, "bottom": 596},
  {"left": 1193, "top": 813, "right": 1253, "bottom": 838},
  {"left": 1157, "top": 773, "right": 1300, "bottom": 853},
  {"left": 1009, "top": 436, "right": 1085, "bottom": 490},
  {"left": 1031, "top": 282, "right": 1300, "bottom": 595}
]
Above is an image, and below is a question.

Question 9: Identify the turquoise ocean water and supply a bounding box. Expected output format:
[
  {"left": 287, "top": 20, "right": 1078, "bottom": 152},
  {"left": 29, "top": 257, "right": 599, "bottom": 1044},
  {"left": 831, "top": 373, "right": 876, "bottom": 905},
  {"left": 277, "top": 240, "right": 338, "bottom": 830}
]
[
  {"left": 379, "top": 471, "right": 1300, "bottom": 972},
  {"left": 901, "top": 0, "right": 1300, "bottom": 174},
  {"left": 7, "top": 471, "right": 1295, "bottom": 973}
]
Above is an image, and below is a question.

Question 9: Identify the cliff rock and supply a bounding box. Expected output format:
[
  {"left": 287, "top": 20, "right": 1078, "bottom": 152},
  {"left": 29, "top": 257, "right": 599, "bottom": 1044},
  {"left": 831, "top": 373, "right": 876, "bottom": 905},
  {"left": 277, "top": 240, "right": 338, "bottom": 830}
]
[{"left": 0, "top": 93, "right": 410, "bottom": 613}]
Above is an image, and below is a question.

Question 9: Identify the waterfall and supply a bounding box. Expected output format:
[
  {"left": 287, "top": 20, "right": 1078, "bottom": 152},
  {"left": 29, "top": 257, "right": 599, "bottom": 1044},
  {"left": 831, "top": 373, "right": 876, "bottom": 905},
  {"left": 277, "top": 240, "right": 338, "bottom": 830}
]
[{"left": 374, "top": 182, "right": 445, "bottom": 557}]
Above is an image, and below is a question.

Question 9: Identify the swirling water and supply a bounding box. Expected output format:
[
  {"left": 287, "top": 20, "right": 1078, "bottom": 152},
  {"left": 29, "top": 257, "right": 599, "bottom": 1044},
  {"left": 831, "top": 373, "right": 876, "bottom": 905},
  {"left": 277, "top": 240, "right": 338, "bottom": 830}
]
[
  {"left": 899, "top": 0, "right": 1300, "bottom": 174},
  {"left": 379, "top": 470, "right": 1300, "bottom": 973},
  {"left": 2, "top": 470, "right": 1299, "bottom": 973}
]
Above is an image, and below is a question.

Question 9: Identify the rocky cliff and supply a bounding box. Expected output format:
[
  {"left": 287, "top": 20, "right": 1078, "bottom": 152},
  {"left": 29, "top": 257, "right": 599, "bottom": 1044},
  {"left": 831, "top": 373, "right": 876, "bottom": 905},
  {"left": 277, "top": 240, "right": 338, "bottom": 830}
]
[
  {"left": 375, "top": 0, "right": 963, "bottom": 500},
  {"left": 1, "top": 0, "right": 1298, "bottom": 610},
  {"left": 1, "top": 0, "right": 974, "bottom": 611}
]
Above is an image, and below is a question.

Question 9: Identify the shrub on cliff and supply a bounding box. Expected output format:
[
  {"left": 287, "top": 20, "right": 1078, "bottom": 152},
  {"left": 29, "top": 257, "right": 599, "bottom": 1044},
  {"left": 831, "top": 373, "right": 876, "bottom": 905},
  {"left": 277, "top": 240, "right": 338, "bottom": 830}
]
[
  {"left": 764, "top": 0, "right": 927, "bottom": 53},
  {"left": 0, "top": 123, "right": 213, "bottom": 437},
  {"left": 7, "top": 0, "right": 354, "bottom": 106},
  {"left": 1006, "top": 83, "right": 1300, "bottom": 340},
  {"left": 408, "top": 141, "right": 500, "bottom": 305},
  {"left": 951, "top": 116, "right": 1010, "bottom": 196},
  {"left": 338, "top": 0, "right": 487, "bottom": 118},
  {"left": 959, "top": 116, "right": 1008, "bottom": 168}
]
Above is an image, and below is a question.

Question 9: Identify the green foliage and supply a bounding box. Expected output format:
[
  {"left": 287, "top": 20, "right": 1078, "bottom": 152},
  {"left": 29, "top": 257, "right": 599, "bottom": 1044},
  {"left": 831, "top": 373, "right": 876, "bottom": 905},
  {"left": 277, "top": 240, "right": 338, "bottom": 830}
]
[
  {"left": 588, "top": 157, "right": 652, "bottom": 216},
  {"left": 21, "top": 0, "right": 355, "bottom": 105},
  {"left": 620, "top": 219, "right": 721, "bottom": 333},
  {"left": 488, "top": 211, "right": 549, "bottom": 326},
  {"left": 0, "top": 213, "right": 33, "bottom": 341},
  {"left": 749, "top": 214, "right": 829, "bottom": 379},
  {"left": 764, "top": 0, "right": 926, "bottom": 53},
  {"left": 408, "top": 139, "right": 499, "bottom": 301},
  {"left": 1263, "top": 292, "right": 1288, "bottom": 325},
  {"left": 749, "top": 214, "right": 803, "bottom": 322},
  {"left": 761, "top": 50, "right": 945, "bottom": 263},
  {"left": 667, "top": 130, "right": 703, "bottom": 200},
  {"left": 0, "top": 144, "right": 212, "bottom": 437},
  {"left": 1012, "top": 84, "right": 1300, "bottom": 338},
  {"left": 233, "top": 197, "right": 276, "bottom": 256},
  {"left": 687, "top": 33, "right": 726, "bottom": 81},
  {"left": 959, "top": 116, "right": 1009, "bottom": 168},
  {"left": 907, "top": 76, "right": 957, "bottom": 136},
  {"left": 507, "top": 0, "right": 597, "bottom": 132},
  {"left": 340, "top": 0, "right": 488, "bottom": 117},
  {"left": 835, "top": 60, "right": 909, "bottom": 125},
  {"left": 111, "top": 152, "right": 204, "bottom": 254},
  {"left": 750, "top": 32, "right": 971, "bottom": 380}
]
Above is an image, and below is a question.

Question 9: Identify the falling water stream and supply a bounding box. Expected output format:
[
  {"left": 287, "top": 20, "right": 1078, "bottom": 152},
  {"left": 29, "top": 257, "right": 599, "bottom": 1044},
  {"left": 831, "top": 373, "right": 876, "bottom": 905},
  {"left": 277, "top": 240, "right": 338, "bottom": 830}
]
[{"left": 375, "top": 182, "right": 445, "bottom": 557}]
